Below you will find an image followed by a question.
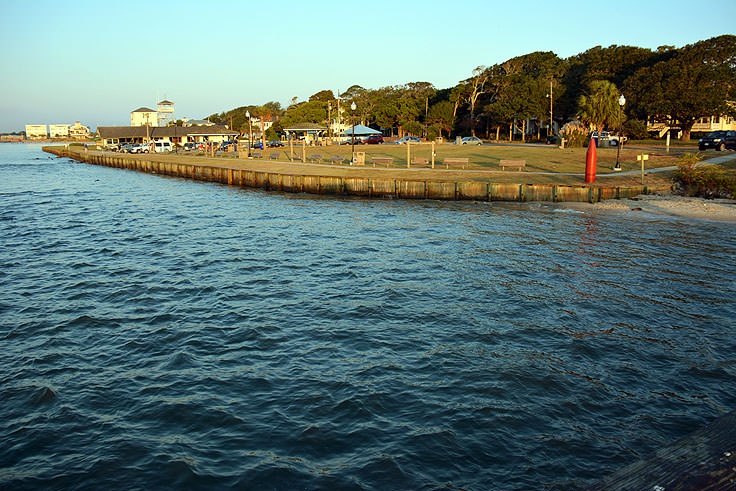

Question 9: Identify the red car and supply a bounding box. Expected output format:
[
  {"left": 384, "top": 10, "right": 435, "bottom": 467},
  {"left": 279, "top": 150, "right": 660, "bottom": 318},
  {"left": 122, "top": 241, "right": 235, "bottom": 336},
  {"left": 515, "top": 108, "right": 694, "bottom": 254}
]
[{"left": 363, "top": 134, "right": 384, "bottom": 144}]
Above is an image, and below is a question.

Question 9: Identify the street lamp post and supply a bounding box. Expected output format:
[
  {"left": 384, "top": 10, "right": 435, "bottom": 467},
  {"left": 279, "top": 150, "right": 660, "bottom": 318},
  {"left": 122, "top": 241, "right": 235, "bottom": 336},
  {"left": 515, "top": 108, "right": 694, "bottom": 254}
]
[
  {"left": 546, "top": 80, "right": 553, "bottom": 139},
  {"left": 246, "top": 110, "right": 251, "bottom": 158},
  {"left": 350, "top": 102, "right": 356, "bottom": 165},
  {"left": 614, "top": 95, "right": 626, "bottom": 170}
]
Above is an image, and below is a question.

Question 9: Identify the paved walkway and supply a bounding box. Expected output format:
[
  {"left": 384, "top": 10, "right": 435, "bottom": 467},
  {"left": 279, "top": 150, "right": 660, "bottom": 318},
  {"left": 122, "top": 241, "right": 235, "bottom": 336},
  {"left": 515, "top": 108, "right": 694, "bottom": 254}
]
[{"left": 602, "top": 153, "right": 736, "bottom": 177}]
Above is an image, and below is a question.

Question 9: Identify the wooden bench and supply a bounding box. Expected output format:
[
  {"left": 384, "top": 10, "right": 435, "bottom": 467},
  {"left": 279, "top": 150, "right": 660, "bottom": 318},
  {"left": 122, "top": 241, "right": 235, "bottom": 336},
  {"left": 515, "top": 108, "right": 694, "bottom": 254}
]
[
  {"left": 499, "top": 159, "right": 526, "bottom": 170},
  {"left": 443, "top": 157, "right": 469, "bottom": 169},
  {"left": 311, "top": 153, "right": 322, "bottom": 162},
  {"left": 269, "top": 152, "right": 280, "bottom": 160},
  {"left": 411, "top": 157, "right": 429, "bottom": 167},
  {"left": 328, "top": 155, "right": 344, "bottom": 164},
  {"left": 371, "top": 156, "right": 393, "bottom": 167},
  {"left": 252, "top": 151, "right": 263, "bottom": 159}
]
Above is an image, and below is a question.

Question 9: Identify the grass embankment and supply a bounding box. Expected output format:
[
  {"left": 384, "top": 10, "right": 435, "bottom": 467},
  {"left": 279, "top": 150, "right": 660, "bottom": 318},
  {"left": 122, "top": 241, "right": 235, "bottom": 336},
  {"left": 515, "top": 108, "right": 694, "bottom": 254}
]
[{"left": 79, "top": 142, "right": 736, "bottom": 187}]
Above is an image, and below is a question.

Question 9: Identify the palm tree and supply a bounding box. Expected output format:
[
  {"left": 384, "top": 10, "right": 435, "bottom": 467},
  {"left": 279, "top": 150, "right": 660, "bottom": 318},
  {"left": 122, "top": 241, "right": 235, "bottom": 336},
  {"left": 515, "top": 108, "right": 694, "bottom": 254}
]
[{"left": 577, "top": 80, "right": 624, "bottom": 133}]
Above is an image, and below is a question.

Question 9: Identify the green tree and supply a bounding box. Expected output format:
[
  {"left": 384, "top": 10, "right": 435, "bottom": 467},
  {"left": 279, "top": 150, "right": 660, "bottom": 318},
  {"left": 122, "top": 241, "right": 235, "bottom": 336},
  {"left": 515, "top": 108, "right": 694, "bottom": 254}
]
[
  {"left": 279, "top": 100, "right": 327, "bottom": 127},
  {"left": 309, "top": 90, "right": 335, "bottom": 102},
  {"left": 403, "top": 120, "right": 423, "bottom": 136},
  {"left": 624, "top": 35, "right": 736, "bottom": 140},
  {"left": 558, "top": 45, "right": 654, "bottom": 122},
  {"left": 428, "top": 100, "right": 455, "bottom": 137},
  {"left": 577, "top": 80, "right": 624, "bottom": 133},
  {"left": 479, "top": 53, "right": 562, "bottom": 139}
]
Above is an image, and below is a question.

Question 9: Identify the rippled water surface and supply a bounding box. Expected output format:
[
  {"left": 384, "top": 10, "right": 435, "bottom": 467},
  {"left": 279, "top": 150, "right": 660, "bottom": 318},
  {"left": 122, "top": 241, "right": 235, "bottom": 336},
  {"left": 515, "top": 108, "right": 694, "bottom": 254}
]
[{"left": 1, "top": 144, "right": 735, "bottom": 489}]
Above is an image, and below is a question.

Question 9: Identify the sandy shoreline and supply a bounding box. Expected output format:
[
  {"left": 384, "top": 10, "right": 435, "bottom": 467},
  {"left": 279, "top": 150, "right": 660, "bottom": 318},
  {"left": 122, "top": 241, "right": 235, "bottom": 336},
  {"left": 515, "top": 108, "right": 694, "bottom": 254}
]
[{"left": 567, "top": 193, "right": 736, "bottom": 221}]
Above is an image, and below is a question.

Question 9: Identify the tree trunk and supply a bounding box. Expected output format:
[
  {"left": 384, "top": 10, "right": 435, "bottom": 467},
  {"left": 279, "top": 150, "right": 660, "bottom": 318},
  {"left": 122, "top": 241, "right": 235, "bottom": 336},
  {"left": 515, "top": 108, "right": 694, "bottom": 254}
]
[
  {"left": 680, "top": 122, "right": 694, "bottom": 141},
  {"left": 470, "top": 106, "right": 476, "bottom": 137},
  {"left": 496, "top": 126, "right": 500, "bottom": 141}
]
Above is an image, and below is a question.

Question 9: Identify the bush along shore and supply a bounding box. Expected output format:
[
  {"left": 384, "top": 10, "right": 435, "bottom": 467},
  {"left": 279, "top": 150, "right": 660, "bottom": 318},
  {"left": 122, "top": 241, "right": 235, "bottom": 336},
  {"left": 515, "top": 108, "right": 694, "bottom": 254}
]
[{"left": 672, "top": 153, "right": 736, "bottom": 199}]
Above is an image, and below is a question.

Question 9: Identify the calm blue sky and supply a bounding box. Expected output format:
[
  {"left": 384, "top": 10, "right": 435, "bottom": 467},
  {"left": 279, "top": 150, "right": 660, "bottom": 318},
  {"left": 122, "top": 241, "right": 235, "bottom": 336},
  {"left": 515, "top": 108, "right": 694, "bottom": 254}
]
[{"left": 1, "top": 0, "right": 733, "bottom": 132}]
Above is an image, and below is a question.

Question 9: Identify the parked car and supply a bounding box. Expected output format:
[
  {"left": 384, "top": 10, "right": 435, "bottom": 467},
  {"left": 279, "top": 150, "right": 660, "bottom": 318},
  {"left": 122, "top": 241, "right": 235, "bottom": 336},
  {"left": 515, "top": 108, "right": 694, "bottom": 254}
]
[
  {"left": 460, "top": 136, "right": 482, "bottom": 145},
  {"left": 591, "top": 131, "right": 625, "bottom": 146},
  {"left": 363, "top": 135, "right": 384, "bottom": 144},
  {"left": 218, "top": 140, "right": 237, "bottom": 150},
  {"left": 267, "top": 140, "right": 284, "bottom": 147},
  {"left": 546, "top": 135, "right": 561, "bottom": 145},
  {"left": 340, "top": 137, "right": 364, "bottom": 145},
  {"left": 725, "top": 132, "right": 736, "bottom": 150},
  {"left": 183, "top": 142, "right": 196, "bottom": 151},
  {"left": 396, "top": 136, "right": 421, "bottom": 144},
  {"left": 152, "top": 141, "right": 173, "bottom": 153},
  {"left": 699, "top": 130, "right": 736, "bottom": 151},
  {"left": 106, "top": 143, "right": 120, "bottom": 152},
  {"left": 129, "top": 143, "right": 149, "bottom": 153}
]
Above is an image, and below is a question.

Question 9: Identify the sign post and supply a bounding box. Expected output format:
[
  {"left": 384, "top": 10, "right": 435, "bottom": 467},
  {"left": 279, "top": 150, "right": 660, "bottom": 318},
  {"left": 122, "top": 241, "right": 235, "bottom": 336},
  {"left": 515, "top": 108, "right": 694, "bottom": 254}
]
[{"left": 637, "top": 154, "right": 649, "bottom": 184}]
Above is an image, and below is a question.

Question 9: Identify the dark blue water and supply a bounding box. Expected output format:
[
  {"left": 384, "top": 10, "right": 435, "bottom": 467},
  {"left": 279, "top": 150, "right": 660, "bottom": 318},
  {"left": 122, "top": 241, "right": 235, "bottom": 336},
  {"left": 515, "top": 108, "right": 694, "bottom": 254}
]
[{"left": 1, "top": 144, "right": 735, "bottom": 490}]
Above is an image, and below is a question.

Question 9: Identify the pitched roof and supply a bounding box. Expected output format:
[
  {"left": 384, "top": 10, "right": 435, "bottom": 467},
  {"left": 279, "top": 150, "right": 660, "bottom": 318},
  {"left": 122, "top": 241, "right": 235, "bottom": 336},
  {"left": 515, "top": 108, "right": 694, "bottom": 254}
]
[
  {"left": 131, "top": 107, "right": 156, "bottom": 113},
  {"left": 283, "top": 122, "right": 327, "bottom": 131},
  {"left": 183, "top": 119, "right": 214, "bottom": 127},
  {"left": 158, "top": 100, "right": 174, "bottom": 105}
]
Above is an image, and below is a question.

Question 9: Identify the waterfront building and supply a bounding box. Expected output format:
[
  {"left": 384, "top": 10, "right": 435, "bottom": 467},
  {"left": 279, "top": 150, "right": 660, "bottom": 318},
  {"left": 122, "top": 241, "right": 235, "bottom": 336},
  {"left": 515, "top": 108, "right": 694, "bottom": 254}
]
[
  {"left": 647, "top": 113, "right": 736, "bottom": 138},
  {"left": 49, "top": 124, "right": 70, "bottom": 138},
  {"left": 130, "top": 107, "right": 159, "bottom": 127},
  {"left": 25, "top": 124, "right": 47, "bottom": 139},
  {"left": 69, "top": 121, "right": 90, "bottom": 139}
]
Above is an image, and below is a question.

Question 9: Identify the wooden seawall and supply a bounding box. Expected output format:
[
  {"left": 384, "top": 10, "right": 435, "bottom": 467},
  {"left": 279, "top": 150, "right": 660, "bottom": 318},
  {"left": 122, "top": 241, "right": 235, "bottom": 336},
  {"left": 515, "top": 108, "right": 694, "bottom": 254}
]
[{"left": 43, "top": 147, "right": 669, "bottom": 203}]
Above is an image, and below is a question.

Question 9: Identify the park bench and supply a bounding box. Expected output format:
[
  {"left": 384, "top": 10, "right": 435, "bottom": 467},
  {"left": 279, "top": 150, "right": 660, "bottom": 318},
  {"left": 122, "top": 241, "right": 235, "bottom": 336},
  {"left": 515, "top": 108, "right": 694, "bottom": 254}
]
[
  {"left": 499, "top": 159, "right": 526, "bottom": 171},
  {"left": 251, "top": 151, "right": 263, "bottom": 159},
  {"left": 443, "top": 157, "right": 469, "bottom": 169},
  {"left": 311, "top": 153, "right": 323, "bottom": 162},
  {"left": 411, "top": 157, "right": 429, "bottom": 167},
  {"left": 371, "top": 156, "right": 393, "bottom": 167},
  {"left": 328, "top": 155, "right": 344, "bottom": 164},
  {"left": 269, "top": 152, "right": 280, "bottom": 160}
]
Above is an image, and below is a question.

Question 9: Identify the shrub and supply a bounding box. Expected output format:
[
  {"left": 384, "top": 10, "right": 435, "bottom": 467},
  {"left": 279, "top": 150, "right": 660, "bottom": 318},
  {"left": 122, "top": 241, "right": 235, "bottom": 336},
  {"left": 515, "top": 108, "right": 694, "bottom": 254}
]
[
  {"left": 559, "top": 121, "right": 587, "bottom": 147},
  {"left": 426, "top": 125, "right": 441, "bottom": 141},
  {"left": 672, "top": 153, "right": 736, "bottom": 198}
]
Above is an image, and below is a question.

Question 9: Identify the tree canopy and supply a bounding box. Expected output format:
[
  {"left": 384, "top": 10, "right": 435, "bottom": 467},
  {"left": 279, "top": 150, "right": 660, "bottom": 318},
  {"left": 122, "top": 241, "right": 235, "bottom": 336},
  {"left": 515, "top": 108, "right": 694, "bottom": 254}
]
[{"left": 207, "top": 35, "right": 735, "bottom": 141}]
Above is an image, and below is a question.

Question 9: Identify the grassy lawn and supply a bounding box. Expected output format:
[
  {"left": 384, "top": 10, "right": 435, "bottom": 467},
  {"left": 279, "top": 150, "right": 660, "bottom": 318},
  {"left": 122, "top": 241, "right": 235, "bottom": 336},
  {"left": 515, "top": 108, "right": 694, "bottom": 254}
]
[{"left": 268, "top": 142, "right": 682, "bottom": 174}]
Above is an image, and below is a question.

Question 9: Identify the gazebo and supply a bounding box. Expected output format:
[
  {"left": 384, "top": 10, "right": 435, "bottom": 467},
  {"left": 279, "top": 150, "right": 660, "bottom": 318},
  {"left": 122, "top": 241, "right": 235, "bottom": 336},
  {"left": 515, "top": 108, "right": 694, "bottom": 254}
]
[{"left": 283, "top": 123, "right": 327, "bottom": 145}]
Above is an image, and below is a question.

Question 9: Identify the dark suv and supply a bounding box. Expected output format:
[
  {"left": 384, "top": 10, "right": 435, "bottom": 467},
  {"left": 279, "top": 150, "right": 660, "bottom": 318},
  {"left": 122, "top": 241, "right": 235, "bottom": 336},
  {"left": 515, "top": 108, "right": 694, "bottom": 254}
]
[
  {"left": 725, "top": 132, "right": 736, "bottom": 150},
  {"left": 698, "top": 130, "right": 736, "bottom": 151}
]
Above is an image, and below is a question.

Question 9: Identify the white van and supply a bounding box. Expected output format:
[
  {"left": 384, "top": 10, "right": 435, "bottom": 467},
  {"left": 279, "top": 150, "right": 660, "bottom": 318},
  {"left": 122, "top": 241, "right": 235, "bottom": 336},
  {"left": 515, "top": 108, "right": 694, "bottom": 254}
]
[{"left": 152, "top": 141, "right": 173, "bottom": 153}]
